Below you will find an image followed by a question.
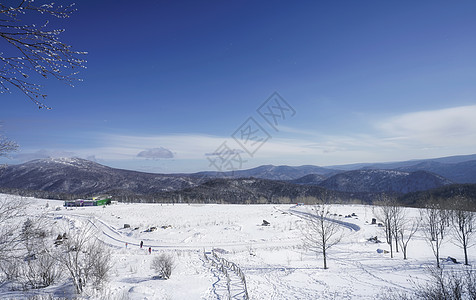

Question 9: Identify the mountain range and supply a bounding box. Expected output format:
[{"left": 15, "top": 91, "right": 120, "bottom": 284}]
[{"left": 1, "top": 155, "right": 475, "bottom": 203}]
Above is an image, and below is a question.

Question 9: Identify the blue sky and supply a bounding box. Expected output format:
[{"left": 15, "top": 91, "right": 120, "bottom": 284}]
[{"left": 1, "top": 0, "right": 475, "bottom": 173}]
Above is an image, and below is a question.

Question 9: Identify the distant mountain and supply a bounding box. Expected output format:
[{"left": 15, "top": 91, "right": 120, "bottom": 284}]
[
  {"left": 195, "top": 165, "right": 338, "bottom": 180},
  {"left": 291, "top": 174, "right": 326, "bottom": 185},
  {"left": 0, "top": 157, "right": 201, "bottom": 196},
  {"left": 318, "top": 169, "right": 452, "bottom": 194},
  {"left": 1, "top": 155, "right": 474, "bottom": 203},
  {"left": 150, "top": 177, "right": 369, "bottom": 204},
  {"left": 327, "top": 154, "right": 476, "bottom": 171},
  {"left": 398, "top": 160, "right": 476, "bottom": 184}
]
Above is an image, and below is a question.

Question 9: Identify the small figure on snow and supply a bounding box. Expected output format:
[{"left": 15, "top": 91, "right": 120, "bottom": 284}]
[
  {"left": 148, "top": 247, "right": 151, "bottom": 254},
  {"left": 140, "top": 240, "right": 143, "bottom": 248},
  {"left": 126, "top": 242, "right": 128, "bottom": 248}
]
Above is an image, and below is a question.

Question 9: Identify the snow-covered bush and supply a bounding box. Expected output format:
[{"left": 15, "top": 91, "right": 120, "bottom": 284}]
[
  {"left": 151, "top": 253, "right": 175, "bottom": 280},
  {"left": 380, "top": 268, "right": 476, "bottom": 300},
  {"left": 19, "top": 252, "right": 63, "bottom": 289},
  {"left": 52, "top": 225, "right": 112, "bottom": 293}
]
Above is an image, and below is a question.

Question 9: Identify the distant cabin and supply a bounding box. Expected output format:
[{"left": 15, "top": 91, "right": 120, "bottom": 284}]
[{"left": 64, "top": 196, "right": 112, "bottom": 207}]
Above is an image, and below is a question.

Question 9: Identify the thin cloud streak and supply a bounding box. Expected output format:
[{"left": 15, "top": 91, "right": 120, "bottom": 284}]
[{"left": 377, "top": 105, "right": 476, "bottom": 147}]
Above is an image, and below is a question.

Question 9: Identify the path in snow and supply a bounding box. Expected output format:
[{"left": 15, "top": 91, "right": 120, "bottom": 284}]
[{"left": 287, "top": 207, "right": 361, "bottom": 231}]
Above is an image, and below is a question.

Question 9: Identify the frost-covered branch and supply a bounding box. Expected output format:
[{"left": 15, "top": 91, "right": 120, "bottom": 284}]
[{"left": 0, "top": 0, "right": 86, "bottom": 109}]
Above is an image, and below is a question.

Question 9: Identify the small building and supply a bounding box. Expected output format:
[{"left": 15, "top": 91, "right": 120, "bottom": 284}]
[
  {"left": 92, "top": 196, "right": 112, "bottom": 206},
  {"left": 64, "top": 196, "right": 112, "bottom": 207}
]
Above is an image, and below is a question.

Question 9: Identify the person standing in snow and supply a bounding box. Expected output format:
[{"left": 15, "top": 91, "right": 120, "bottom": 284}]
[
  {"left": 140, "top": 241, "right": 143, "bottom": 248},
  {"left": 148, "top": 247, "right": 151, "bottom": 254}
]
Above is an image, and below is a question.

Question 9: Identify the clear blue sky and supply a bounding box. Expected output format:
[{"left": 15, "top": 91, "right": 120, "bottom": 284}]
[{"left": 1, "top": 0, "right": 475, "bottom": 173}]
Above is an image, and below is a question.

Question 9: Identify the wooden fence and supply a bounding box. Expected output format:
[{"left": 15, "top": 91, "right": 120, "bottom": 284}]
[{"left": 204, "top": 249, "right": 249, "bottom": 300}]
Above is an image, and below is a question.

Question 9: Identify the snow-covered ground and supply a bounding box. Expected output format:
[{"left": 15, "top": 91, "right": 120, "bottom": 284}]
[{"left": 1, "top": 194, "right": 475, "bottom": 299}]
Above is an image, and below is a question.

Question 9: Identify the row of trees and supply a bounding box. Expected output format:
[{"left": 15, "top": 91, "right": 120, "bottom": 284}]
[
  {"left": 0, "top": 197, "right": 112, "bottom": 294},
  {"left": 301, "top": 196, "right": 475, "bottom": 271},
  {"left": 375, "top": 196, "right": 475, "bottom": 267}
]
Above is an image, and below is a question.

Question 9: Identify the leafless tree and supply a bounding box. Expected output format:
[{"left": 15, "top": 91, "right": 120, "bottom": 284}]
[
  {"left": 83, "top": 238, "right": 113, "bottom": 288},
  {"left": 391, "top": 205, "right": 404, "bottom": 254},
  {"left": 421, "top": 204, "right": 448, "bottom": 268},
  {"left": 19, "top": 251, "right": 62, "bottom": 289},
  {"left": 414, "top": 267, "right": 464, "bottom": 300},
  {"left": 302, "top": 204, "right": 343, "bottom": 269},
  {"left": 374, "top": 200, "right": 395, "bottom": 258},
  {"left": 0, "top": 0, "right": 86, "bottom": 109},
  {"left": 0, "top": 198, "right": 62, "bottom": 289},
  {"left": 50, "top": 224, "right": 111, "bottom": 294},
  {"left": 0, "top": 196, "right": 27, "bottom": 266},
  {"left": 397, "top": 215, "right": 420, "bottom": 260},
  {"left": 466, "top": 268, "right": 476, "bottom": 300},
  {"left": 380, "top": 268, "right": 476, "bottom": 300},
  {"left": 21, "top": 216, "right": 49, "bottom": 254},
  {"left": 14, "top": 216, "right": 61, "bottom": 289},
  {"left": 151, "top": 253, "right": 175, "bottom": 280},
  {"left": 450, "top": 204, "right": 475, "bottom": 266}
]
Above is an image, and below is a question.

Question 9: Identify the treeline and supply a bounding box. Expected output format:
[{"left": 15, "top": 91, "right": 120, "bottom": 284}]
[
  {"left": 2, "top": 180, "right": 475, "bottom": 209},
  {"left": 399, "top": 184, "right": 476, "bottom": 210},
  {"left": 0, "top": 187, "right": 83, "bottom": 201}
]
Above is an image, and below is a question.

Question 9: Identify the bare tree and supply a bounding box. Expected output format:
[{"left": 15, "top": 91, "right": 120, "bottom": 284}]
[
  {"left": 397, "top": 215, "right": 420, "bottom": 260},
  {"left": 374, "top": 201, "right": 395, "bottom": 258},
  {"left": 414, "top": 267, "right": 464, "bottom": 300},
  {"left": 391, "top": 205, "right": 404, "bottom": 253},
  {"left": 151, "top": 253, "right": 175, "bottom": 280},
  {"left": 0, "top": 197, "right": 62, "bottom": 290},
  {"left": 50, "top": 224, "right": 112, "bottom": 294},
  {"left": 0, "top": 0, "right": 86, "bottom": 108},
  {"left": 421, "top": 204, "right": 448, "bottom": 268},
  {"left": 450, "top": 205, "right": 475, "bottom": 266},
  {"left": 83, "top": 238, "right": 113, "bottom": 288},
  {"left": 380, "top": 268, "right": 476, "bottom": 300},
  {"left": 0, "top": 196, "right": 27, "bottom": 266},
  {"left": 19, "top": 250, "right": 62, "bottom": 289},
  {"left": 302, "top": 204, "right": 343, "bottom": 269}
]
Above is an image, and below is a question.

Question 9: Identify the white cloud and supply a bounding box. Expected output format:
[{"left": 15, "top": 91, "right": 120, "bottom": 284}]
[
  {"left": 377, "top": 105, "right": 476, "bottom": 147},
  {"left": 137, "top": 147, "right": 174, "bottom": 159}
]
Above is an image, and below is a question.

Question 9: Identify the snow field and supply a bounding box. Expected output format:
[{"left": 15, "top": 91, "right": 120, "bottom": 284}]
[{"left": 1, "top": 194, "right": 475, "bottom": 299}]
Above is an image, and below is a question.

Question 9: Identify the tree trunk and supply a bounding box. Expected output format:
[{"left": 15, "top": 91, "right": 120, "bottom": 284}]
[
  {"left": 436, "top": 239, "right": 440, "bottom": 268},
  {"left": 388, "top": 231, "right": 393, "bottom": 259},
  {"left": 323, "top": 247, "right": 327, "bottom": 269},
  {"left": 464, "top": 242, "right": 469, "bottom": 266}
]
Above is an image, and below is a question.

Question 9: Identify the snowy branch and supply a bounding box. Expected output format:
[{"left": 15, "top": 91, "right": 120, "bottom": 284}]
[{"left": 0, "top": 0, "right": 86, "bottom": 109}]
